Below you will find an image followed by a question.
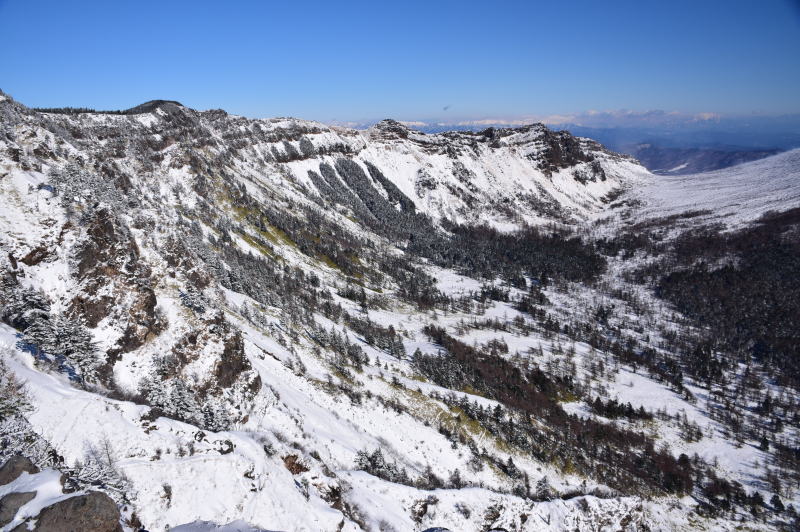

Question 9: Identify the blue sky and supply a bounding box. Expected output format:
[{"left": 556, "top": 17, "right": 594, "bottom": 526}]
[{"left": 0, "top": 0, "right": 798, "bottom": 122}]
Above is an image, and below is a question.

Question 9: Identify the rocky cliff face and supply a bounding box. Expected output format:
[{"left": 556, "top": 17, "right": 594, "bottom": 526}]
[{"left": 70, "top": 205, "right": 161, "bottom": 359}]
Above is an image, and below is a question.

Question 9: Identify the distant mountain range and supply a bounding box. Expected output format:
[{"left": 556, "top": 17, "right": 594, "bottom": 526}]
[{"left": 625, "top": 144, "right": 780, "bottom": 174}]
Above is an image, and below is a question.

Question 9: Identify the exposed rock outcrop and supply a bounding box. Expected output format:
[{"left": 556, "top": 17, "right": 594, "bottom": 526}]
[
  {"left": 0, "top": 455, "right": 39, "bottom": 485},
  {"left": 69, "top": 206, "right": 163, "bottom": 360},
  {"left": 0, "top": 456, "right": 122, "bottom": 532},
  {"left": 0, "top": 491, "right": 35, "bottom": 526},
  {"left": 32, "top": 491, "right": 122, "bottom": 532}
]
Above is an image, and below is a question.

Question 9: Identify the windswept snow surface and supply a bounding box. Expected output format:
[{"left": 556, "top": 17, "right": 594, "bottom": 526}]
[
  {"left": 171, "top": 521, "right": 278, "bottom": 532},
  {"left": 632, "top": 148, "right": 800, "bottom": 227}
]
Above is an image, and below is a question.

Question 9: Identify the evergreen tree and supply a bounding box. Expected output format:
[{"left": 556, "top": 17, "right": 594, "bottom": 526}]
[
  {"left": 23, "top": 313, "right": 99, "bottom": 380},
  {"left": 771, "top": 494, "right": 784, "bottom": 513},
  {"left": 53, "top": 316, "right": 100, "bottom": 380},
  {"left": 180, "top": 285, "right": 206, "bottom": 314},
  {"left": 448, "top": 468, "right": 464, "bottom": 488},
  {"left": 1, "top": 286, "right": 50, "bottom": 329},
  {"left": 535, "top": 476, "right": 553, "bottom": 500},
  {"left": 201, "top": 400, "right": 232, "bottom": 431},
  {"left": 0, "top": 357, "right": 32, "bottom": 421},
  {"left": 167, "top": 379, "right": 201, "bottom": 424},
  {"left": 22, "top": 316, "right": 53, "bottom": 356}
]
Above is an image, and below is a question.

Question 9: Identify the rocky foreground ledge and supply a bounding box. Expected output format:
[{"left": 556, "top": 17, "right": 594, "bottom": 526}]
[{"left": 0, "top": 455, "right": 122, "bottom": 532}]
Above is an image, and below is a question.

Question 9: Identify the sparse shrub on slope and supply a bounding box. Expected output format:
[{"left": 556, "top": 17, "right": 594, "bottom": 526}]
[
  {"left": 416, "top": 325, "right": 694, "bottom": 496},
  {"left": 354, "top": 448, "right": 412, "bottom": 485}
]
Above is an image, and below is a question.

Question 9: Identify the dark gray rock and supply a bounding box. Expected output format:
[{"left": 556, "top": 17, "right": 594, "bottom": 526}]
[
  {"left": 0, "top": 491, "right": 36, "bottom": 526},
  {"left": 0, "top": 456, "right": 39, "bottom": 486},
  {"left": 33, "top": 491, "right": 122, "bottom": 532}
]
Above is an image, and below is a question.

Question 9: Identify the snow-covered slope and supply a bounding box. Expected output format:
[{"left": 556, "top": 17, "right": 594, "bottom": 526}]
[
  {"left": 629, "top": 148, "right": 800, "bottom": 228},
  {"left": 348, "top": 120, "right": 649, "bottom": 228}
]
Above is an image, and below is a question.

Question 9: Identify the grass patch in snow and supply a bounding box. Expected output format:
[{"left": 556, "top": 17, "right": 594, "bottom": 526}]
[
  {"left": 395, "top": 385, "right": 514, "bottom": 457},
  {"left": 239, "top": 232, "right": 279, "bottom": 260}
]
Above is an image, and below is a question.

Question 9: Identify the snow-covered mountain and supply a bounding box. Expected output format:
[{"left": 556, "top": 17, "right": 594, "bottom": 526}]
[{"left": 1, "top": 92, "right": 798, "bottom": 532}]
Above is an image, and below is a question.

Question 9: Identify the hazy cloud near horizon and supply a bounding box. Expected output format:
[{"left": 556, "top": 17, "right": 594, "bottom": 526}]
[
  {"left": 340, "top": 110, "right": 800, "bottom": 152},
  {"left": 345, "top": 110, "right": 800, "bottom": 131}
]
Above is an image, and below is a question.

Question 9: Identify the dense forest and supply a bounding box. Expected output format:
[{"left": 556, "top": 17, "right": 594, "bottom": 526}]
[{"left": 656, "top": 208, "right": 800, "bottom": 389}]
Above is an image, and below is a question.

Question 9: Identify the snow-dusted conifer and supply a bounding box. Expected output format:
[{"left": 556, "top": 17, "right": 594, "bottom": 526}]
[
  {"left": 180, "top": 285, "right": 206, "bottom": 314},
  {"left": 0, "top": 356, "right": 32, "bottom": 421},
  {"left": 201, "top": 400, "right": 232, "bottom": 431},
  {"left": 167, "top": 379, "right": 201, "bottom": 424},
  {"left": 22, "top": 316, "right": 54, "bottom": 356},
  {"left": 52, "top": 316, "right": 100, "bottom": 380},
  {"left": 535, "top": 476, "right": 553, "bottom": 500}
]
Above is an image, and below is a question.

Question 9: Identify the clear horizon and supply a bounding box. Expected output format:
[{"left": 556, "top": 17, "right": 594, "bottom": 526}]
[{"left": 1, "top": 0, "right": 799, "bottom": 124}]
